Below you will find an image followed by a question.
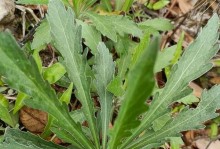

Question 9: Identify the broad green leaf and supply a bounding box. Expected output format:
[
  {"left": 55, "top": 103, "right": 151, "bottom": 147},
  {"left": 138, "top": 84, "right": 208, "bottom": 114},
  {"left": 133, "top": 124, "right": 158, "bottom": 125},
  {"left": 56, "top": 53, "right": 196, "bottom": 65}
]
[
  {"left": 152, "top": 113, "right": 171, "bottom": 131},
  {"left": 121, "top": 13, "right": 220, "bottom": 149},
  {"left": 0, "top": 128, "right": 66, "bottom": 149},
  {"left": 70, "top": 109, "right": 86, "bottom": 124},
  {"left": 138, "top": 18, "right": 173, "bottom": 31},
  {"left": 86, "top": 12, "right": 142, "bottom": 42},
  {"left": 170, "top": 137, "right": 184, "bottom": 149},
  {"left": 32, "top": 20, "right": 51, "bottom": 50},
  {"left": 177, "top": 94, "right": 199, "bottom": 104},
  {"left": 114, "top": 36, "right": 134, "bottom": 56},
  {"left": 0, "top": 32, "right": 92, "bottom": 149},
  {"left": 47, "top": 0, "right": 99, "bottom": 148},
  {"left": 128, "top": 85, "right": 220, "bottom": 148},
  {"left": 0, "top": 94, "right": 15, "bottom": 127},
  {"left": 154, "top": 45, "right": 177, "bottom": 73},
  {"left": 152, "top": 0, "right": 170, "bottom": 10},
  {"left": 94, "top": 42, "right": 115, "bottom": 148},
  {"left": 109, "top": 37, "right": 159, "bottom": 149},
  {"left": 76, "top": 20, "right": 101, "bottom": 54},
  {"left": 59, "top": 82, "right": 73, "bottom": 104},
  {"left": 13, "top": 92, "right": 29, "bottom": 114},
  {"left": 107, "top": 76, "right": 124, "bottom": 97},
  {"left": 43, "top": 63, "right": 66, "bottom": 84}
]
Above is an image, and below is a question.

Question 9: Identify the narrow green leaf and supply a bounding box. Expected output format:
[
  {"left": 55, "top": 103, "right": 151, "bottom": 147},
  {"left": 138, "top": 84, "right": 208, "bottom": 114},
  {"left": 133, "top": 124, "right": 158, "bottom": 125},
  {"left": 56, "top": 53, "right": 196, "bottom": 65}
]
[
  {"left": 109, "top": 37, "right": 159, "bottom": 149},
  {"left": 0, "top": 94, "right": 15, "bottom": 127},
  {"left": 121, "top": 0, "right": 134, "bottom": 12},
  {"left": 165, "top": 32, "right": 184, "bottom": 78},
  {"left": 138, "top": 18, "right": 173, "bottom": 31},
  {"left": 43, "top": 63, "right": 66, "bottom": 84},
  {"left": 47, "top": 0, "right": 99, "bottom": 148},
  {"left": 13, "top": 92, "right": 29, "bottom": 114},
  {"left": 0, "top": 32, "right": 93, "bottom": 149},
  {"left": 33, "top": 49, "right": 43, "bottom": 73},
  {"left": 51, "top": 127, "right": 82, "bottom": 149},
  {"left": 72, "top": 0, "right": 97, "bottom": 17},
  {"left": 131, "top": 31, "right": 154, "bottom": 67},
  {"left": 76, "top": 20, "right": 101, "bottom": 54},
  {"left": 101, "top": 0, "right": 113, "bottom": 11},
  {"left": 17, "top": 0, "right": 71, "bottom": 6},
  {"left": 41, "top": 114, "right": 53, "bottom": 138},
  {"left": 115, "top": 36, "right": 135, "bottom": 81},
  {"left": 59, "top": 82, "right": 73, "bottom": 104},
  {"left": 121, "top": 13, "right": 220, "bottom": 149},
  {"left": 94, "top": 42, "right": 115, "bottom": 149},
  {"left": 0, "top": 128, "right": 66, "bottom": 149},
  {"left": 32, "top": 20, "right": 51, "bottom": 50},
  {"left": 128, "top": 85, "right": 220, "bottom": 148},
  {"left": 0, "top": 77, "right": 3, "bottom": 86},
  {"left": 86, "top": 12, "right": 142, "bottom": 42},
  {"left": 16, "top": 0, "right": 48, "bottom": 4}
]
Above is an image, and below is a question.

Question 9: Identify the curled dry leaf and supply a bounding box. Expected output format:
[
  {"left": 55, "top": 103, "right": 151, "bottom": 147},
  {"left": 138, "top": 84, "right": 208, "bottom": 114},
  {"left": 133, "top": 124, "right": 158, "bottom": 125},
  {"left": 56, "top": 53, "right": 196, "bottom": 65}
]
[
  {"left": 0, "top": 0, "right": 15, "bottom": 24},
  {"left": 20, "top": 106, "right": 48, "bottom": 133}
]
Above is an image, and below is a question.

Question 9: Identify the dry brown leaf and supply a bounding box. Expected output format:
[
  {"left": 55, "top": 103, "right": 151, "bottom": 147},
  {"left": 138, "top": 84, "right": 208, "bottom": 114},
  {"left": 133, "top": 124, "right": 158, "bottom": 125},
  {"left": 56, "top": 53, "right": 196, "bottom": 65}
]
[
  {"left": 184, "top": 130, "right": 195, "bottom": 145},
  {"left": 0, "top": 0, "right": 15, "bottom": 24},
  {"left": 20, "top": 106, "right": 48, "bottom": 133},
  {"left": 210, "top": 77, "right": 220, "bottom": 84},
  {"left": 189, "top": 82, "right": 203, "bottom": 98},
  {"left": 195, "top": 138, "right": 220, "bottom": 149},
  {"left": 177, "top": 0, "right": 194, "bottom": 14}
]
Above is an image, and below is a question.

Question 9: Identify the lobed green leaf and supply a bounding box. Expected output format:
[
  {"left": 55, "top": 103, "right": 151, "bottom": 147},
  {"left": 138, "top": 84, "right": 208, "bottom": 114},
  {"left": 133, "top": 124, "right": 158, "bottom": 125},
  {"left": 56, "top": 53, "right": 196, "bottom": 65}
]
[
  {"left": 0, "top": 128, "right": 66, "bottom": 149},
  {"left": 121, "top": 13, "right": 220, "bottom": 149},
  {"left": 47, "top": 0, "right": 99, "bottom": 148},
  {"left": 128, "top": 85, "right": 220, "bottom": 148},
  {"left": 94, "top": 42, "right": 115, "bottom": 148},
  {"left": 0, "top": 32, "right": 92, "bottom": 149},
  {"left": 86, "top": 12, "right": 142, "bottom": 42}
]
